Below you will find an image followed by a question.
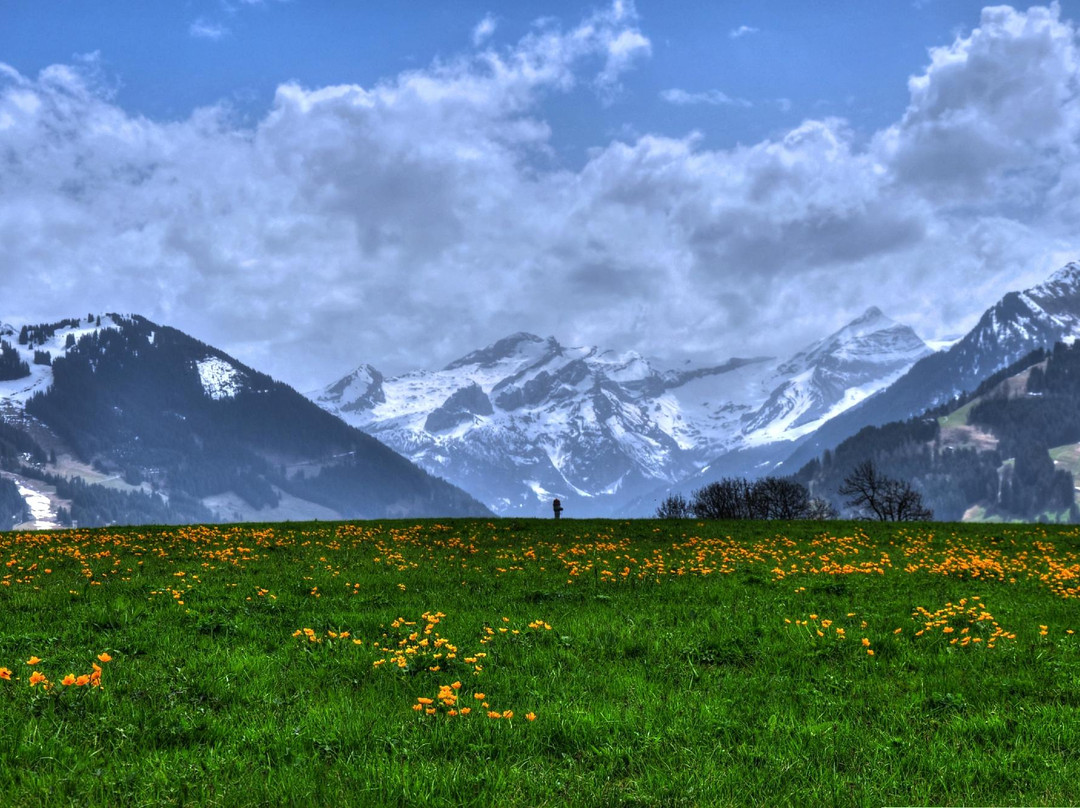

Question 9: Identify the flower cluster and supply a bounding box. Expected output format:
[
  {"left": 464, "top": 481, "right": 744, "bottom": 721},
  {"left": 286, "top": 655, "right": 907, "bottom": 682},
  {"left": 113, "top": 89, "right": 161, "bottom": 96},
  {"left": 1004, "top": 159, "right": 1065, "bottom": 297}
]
[
  {"left": 911, "top": 597, "right": 1015, "bottom": 648},
  {"left": 411, "top": 682, "right": 536, "bottom": 722},
  {"left": 0, "top": 653, "right": 112, "bottom": 690},
  {"left": 371, "top": 611, "right": 465, "bottom": 674},
  {"left": 785, "top": 612, "right": 875, "bottom": 654}
]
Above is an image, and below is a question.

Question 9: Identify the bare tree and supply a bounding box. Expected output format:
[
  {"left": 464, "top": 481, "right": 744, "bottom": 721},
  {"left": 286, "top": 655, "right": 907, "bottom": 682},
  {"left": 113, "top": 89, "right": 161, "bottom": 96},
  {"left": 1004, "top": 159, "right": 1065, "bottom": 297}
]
[
  {"left": 756, "top": 477, "right": 813, "bottom": 520},
  {"left": 655, "top": 493, "right": 692, "bottom": 519},
  {"left": 838, "top": 459, "right": 933, "bottom": 521},
  {"left": 670, "top": 476, "right": 836, "bottom": 521},
  {"left": 881, "top": 478, "right": 934, "bottom": 522},
  {"left": 838, "top": 460, "right": 888, "bottom": 520},
  {"left": 804, "top": 496, "right": 839, "bottom": 521},
  {"left": 692, "top": 478, "right": 754, "bottom": 520}
]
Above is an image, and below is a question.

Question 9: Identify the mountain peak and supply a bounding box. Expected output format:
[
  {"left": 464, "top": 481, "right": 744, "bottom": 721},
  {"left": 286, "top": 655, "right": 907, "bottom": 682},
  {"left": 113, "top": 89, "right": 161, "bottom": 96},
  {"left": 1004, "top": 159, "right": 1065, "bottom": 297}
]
[
  {"left": 443, "top": 332, "right": 554, "bottom": 371},
  {"left": 317, "top": 363, "right": 386, "bottom": 412},
  {"left": 778, "top": 305, "right": 927, "bottom": 379},
  {"left": 1031, "top": 261, "right": 1080, "bottom": 300},
  {"left": 842, "top": 306, "right": 895, "bottom": 334}
]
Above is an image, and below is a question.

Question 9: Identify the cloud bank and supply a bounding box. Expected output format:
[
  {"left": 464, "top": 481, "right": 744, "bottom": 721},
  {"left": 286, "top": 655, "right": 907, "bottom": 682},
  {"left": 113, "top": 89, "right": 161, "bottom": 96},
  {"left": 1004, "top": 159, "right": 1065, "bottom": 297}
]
[{"left": 0, "top": 3, "right": 1078, "bottom": 389}]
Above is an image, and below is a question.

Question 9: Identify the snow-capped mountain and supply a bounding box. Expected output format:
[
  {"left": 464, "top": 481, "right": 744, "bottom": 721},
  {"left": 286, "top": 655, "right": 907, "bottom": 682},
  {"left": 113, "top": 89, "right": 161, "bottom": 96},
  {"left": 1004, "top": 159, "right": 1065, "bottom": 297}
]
[
  {"left": 314, "top": 308, "right": 930, "bottom": 516},
  {"left": 783, "top": 261, "right": 1080, "bottom": 473},
  {"left": 0, "top": 314, "right": 488, "bottom": 527},
  {"left": 742, "top": 306, "right": 931, "bottom": 445}
]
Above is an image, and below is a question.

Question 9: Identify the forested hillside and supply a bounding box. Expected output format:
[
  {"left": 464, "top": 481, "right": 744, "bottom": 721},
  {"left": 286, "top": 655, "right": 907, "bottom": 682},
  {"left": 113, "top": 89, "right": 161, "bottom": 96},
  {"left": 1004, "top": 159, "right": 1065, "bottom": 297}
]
[
  {"left": 4, "top": 314, "right": 487, "bottom": 526},
  {"left": 797, "top": 341, "right": 1080, "bottom": 522},
  {"left": 0, "top": 477, "right": 28, "bottom": 530}
]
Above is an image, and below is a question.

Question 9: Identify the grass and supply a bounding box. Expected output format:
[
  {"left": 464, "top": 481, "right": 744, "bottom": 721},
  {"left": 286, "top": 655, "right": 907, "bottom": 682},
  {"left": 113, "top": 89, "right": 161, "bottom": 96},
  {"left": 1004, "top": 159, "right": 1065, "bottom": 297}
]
[
  {"left": 937, "top": 399, "right": 977, "bottom": 429},
  {"left": 1, "top": 518, "right": 1079, "bottom": 806}
]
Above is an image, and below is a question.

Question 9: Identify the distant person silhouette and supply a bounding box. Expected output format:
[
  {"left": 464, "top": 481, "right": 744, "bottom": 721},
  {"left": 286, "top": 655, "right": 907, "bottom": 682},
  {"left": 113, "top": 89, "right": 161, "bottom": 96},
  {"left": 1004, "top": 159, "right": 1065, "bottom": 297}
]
[{"left": 553, "top": 498, "right": 563, "bottom": 519}]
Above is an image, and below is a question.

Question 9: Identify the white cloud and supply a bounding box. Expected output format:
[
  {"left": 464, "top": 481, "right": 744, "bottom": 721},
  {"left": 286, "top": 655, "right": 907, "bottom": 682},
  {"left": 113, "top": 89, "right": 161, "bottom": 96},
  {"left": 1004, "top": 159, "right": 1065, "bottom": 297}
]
[
  {"left": 189, "top": 19, "right": 229, "bottom": 40},
  {"left": 1, "top": 3, "right": 1079, "bottom": 389},
  {"left": 729, "top": 25, "right": 759, "bottom": 39},
  {"left": 660, "top": 88, "right": 751, "bottom": 107},
  {"left": 472, "top": 14, "right": 497, "bottom": 46},
  {"left": 876, "top": 4, "right": 1080, "bottom": 204}
]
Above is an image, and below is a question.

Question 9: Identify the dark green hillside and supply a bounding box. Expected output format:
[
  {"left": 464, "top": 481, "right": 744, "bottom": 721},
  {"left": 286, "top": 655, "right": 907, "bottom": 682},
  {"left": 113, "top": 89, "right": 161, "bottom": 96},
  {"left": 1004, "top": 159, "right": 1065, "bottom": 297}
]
[
  {"left": 23, "top": 315, "right": 488, "bottom": 523},
  {"left": 0, "top": 420, "right": 46, "bottom": 465},
  {"left": 0, "top": 477, "right": 28, "bottom": 530},
  {"left": 0, "top": 340, "right": 29, "bottom": 382},
  {"left": 797, "top": 418, "right": 1002, "bottom": 521},
  {"left": 799, "top": 340, "right": 1080, "bottom": 522}
]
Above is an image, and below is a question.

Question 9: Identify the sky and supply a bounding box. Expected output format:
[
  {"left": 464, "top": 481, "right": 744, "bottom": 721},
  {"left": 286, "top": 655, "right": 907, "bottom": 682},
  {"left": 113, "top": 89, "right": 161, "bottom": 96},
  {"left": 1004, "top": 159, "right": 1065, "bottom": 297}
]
[{"left": 3, "top": 1, "right": 1080, "bottom": 390}]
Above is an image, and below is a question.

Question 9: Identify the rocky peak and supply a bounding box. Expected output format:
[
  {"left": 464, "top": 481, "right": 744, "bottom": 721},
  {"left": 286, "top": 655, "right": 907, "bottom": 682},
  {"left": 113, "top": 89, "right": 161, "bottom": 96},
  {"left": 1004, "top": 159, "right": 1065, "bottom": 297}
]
[{"left": 443, "top": 332, "right": 553, "bottom": 371}]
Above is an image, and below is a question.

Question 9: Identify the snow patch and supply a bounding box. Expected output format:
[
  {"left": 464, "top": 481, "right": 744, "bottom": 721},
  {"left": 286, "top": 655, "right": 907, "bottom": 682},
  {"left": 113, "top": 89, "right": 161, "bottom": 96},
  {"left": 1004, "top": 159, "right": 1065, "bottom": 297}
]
[
  {"left": 526, "top": 480, "right": 551, "bottom": 499},
  {"left": 16, "top": 481, "right": 58, "bottom": 530},
  {"left": 196, "top": 357, "right": 243, "bottom": 400}
]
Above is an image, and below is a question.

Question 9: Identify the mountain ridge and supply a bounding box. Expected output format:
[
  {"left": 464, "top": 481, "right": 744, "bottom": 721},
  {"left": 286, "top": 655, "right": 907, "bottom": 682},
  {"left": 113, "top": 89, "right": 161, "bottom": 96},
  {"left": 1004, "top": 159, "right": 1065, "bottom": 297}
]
[
  {"left": 780, "top": 261, "right": 1080, "bottom": 474},
  {"left": 0, "top": 314, "right": 489, "bottom": 527},
  {"left": 314, "top": 308, "right": 931, "bottom": 516}
]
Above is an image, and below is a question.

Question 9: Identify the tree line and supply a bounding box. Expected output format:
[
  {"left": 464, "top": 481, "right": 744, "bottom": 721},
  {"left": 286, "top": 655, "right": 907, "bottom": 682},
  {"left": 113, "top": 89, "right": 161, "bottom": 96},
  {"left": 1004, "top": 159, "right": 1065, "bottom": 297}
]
[{"left": 656, "top": 460, "right": 932, "bottom": 522}]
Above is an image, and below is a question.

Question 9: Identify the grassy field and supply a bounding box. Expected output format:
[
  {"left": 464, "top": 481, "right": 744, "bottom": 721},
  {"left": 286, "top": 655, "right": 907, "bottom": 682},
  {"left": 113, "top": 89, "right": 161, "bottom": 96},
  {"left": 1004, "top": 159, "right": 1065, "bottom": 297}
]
[{"left": 0, "top": 518, "right": 1078, "bottom": 806}]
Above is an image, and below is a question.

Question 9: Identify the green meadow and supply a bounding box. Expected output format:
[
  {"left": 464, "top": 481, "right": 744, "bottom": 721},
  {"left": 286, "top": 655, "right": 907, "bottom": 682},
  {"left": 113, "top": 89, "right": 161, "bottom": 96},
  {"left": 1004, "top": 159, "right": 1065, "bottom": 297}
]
[{"left": 0, "top": 518, "right": 1078, "bottom": 806}]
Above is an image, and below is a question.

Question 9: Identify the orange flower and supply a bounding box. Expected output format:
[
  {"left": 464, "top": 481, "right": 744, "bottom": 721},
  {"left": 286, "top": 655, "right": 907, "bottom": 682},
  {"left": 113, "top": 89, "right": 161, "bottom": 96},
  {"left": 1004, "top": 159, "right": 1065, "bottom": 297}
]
[
  {"left": 416, "top": 697, "right": 434, "bottom": 705},
  {"left": 487, "top": 711, "right": 501, "bottom": 719},
  {"left": 61, "top": 674, "right": 77, "bottom": 686},
  {"left": 474, "top": 692, "right": 485, "bottom": 700},
  {"left": 25, "top": 656, "right": 41, "bottom": 666},
  {"left": 525, "top": 712, "right": 537, "bottom": 721},
  {"left": 460, "top": 707, "right": 472, "bottom": 716},
  {"left": 97, "top": 653, "right": 112, "bottom": 663},
  {"left": 0, "top": 668, "right": 10, "bottom": 681},
  {"left": 75, "top": 674, "right": 91, "bottom": 687},
  {"left": 28, "top": 671, "right": 46, "bottom": 687}
]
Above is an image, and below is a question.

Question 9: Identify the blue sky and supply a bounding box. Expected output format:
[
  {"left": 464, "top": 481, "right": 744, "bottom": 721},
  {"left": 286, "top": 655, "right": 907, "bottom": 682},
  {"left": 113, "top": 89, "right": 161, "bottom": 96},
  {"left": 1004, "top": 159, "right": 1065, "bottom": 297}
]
[
  {"left": 2, "top": 1, "right": 1038, "bottom": 154},
  {"left": 3, "top": 1, "right": 1080, "bottom": 387}
]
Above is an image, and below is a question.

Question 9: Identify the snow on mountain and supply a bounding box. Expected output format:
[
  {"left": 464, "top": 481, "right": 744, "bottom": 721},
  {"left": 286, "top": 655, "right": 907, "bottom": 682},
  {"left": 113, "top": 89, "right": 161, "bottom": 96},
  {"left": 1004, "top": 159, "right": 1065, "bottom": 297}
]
[
  {"left": 925, "top": 335, "right": 964, "bottom": 352},
  {"left": 196, "top": 357, "right": 245, "bottom": 401},
  {"left": 0, "top": 313, "right": 490, "bottom": 526},
  {"left": 0, "top": 315, "right": 121, "bottom": 408},
  {"left": 741, "top": 307, "right": 931, "bottom": 445},
  {"left": 904, "top": 261, "right": 1080, "bottom": 409},
  {"left": 314, "top": 309, "right": 929, "bottom": 516},
  {"left": 780, "top": 261, "right": 1080, "bottom": 476},
  {"left": 318, "top": 364, "right": 386, "bottom": 413}
]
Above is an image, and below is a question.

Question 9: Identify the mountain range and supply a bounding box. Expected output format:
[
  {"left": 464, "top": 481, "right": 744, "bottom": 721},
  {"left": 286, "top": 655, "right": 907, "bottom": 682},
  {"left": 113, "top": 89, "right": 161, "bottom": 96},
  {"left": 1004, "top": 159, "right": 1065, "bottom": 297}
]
[
  {"left": 313, "top": 306, "right": 931, "bottom": 516},
  {"left": 313, "top": 261, "right": 1080, "bottom": 519},
  {"left": 781, "top": 261, "right": 1080, "bottom": 473},
  {"left": 3, "top": 261, "right": 1080, "bottom": 528}
]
